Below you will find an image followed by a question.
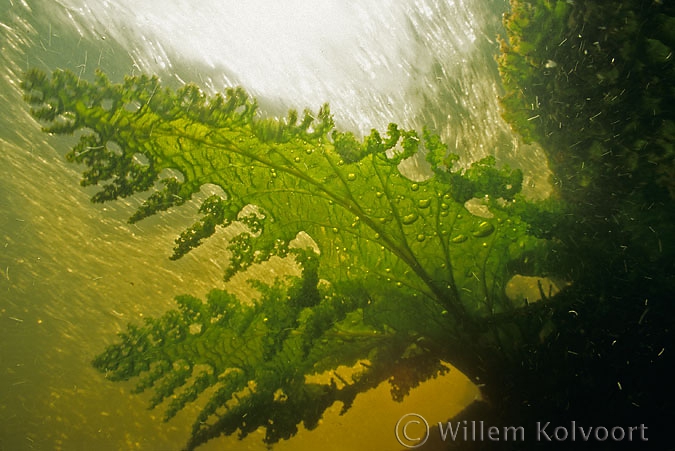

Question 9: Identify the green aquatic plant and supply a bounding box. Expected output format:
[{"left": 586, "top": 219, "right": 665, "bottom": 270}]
[
  {"left": 499, "top": 0, "right": 674, "bottom": 200},
  {"left": 22, "top": 68, "right": 552, "bottom": 449},
  {"left": 498, "top": 0, "right": 675, "bottom": 290},
  {"left": 495, "top": 0, "right": 675, "bottom": 443}
]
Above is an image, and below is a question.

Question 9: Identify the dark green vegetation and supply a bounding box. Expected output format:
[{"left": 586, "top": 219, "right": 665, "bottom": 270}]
[
  {"left": 495, "top": 0, "right": 674, "bottom": 447},
  {"left": 20, "top": 0, "right": 674, "bottom": 449}
]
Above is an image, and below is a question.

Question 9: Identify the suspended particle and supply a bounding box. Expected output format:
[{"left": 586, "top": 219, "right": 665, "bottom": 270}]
[{"left": 472, "top": 221, "right": 495, "bottom": 237}]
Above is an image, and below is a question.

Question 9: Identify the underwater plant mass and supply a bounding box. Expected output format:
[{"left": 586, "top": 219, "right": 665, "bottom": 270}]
[
  {"left": 21, "top": 66, "right": 548, "bottom": 448},
  {"left": 19, "top": 0, "right": 674, "bottom": 449}
]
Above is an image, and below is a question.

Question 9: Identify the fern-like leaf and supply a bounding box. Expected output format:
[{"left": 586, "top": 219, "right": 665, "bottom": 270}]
[{"left": 22, "top": 69, "right": 550, "bottom": 448}]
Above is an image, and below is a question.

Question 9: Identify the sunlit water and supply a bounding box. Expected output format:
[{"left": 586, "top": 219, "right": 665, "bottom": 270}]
[{"left": 0, "top": 0, "right": 549, "bottom": 449}]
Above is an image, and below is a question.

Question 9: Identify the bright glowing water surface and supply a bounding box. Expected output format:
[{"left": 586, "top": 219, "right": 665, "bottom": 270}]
[{"left": 0, "top": 1, "right": 548, "bottom": 449}]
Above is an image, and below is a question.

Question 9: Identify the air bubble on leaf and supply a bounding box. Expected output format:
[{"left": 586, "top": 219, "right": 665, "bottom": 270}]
[
  {"left": 451, "top": 234, "right": 468, "bottom": 244},
  {"left": 472, "top": 221, "right": 495, "bottom": 237},
  {"left": 332, "top": 227, "right": 338, "bottom": 233},
  {"left": 411, "top": 183, "right": 419, "bottom": 191},
  {"left": 305, "top": 148, "right": 313, "bottom": 155},
  {"left": 347, "top": 173, "right": 357, "bottom": 181},
  {"left": 396, "top": 282, "right": 403, "bottom": 288},
  {"left": 440, "top": 202, "right": 449, "bottom": 210},
  {"left": 402, "top": 212, "right": 419, "bottom": 225},
  {"left": 294, "top": 156, "right": 301, "bottom": 163},
  {"left": 375, "top": 191, "right": 383, "bottom": 198},
  {"left": 418, "top": 199, "right": 431, "bottom": 209},
  {"left": 416, "top": 234, "right": 426, "bottom": 242}
]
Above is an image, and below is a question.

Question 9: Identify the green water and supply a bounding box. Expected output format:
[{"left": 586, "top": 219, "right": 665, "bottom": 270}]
[
  {"left": 0, "top": 54, "right": 227, "bottom": 451},
  {"left": 0, "top": 3, "right": 248, "bottom": 449}
]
